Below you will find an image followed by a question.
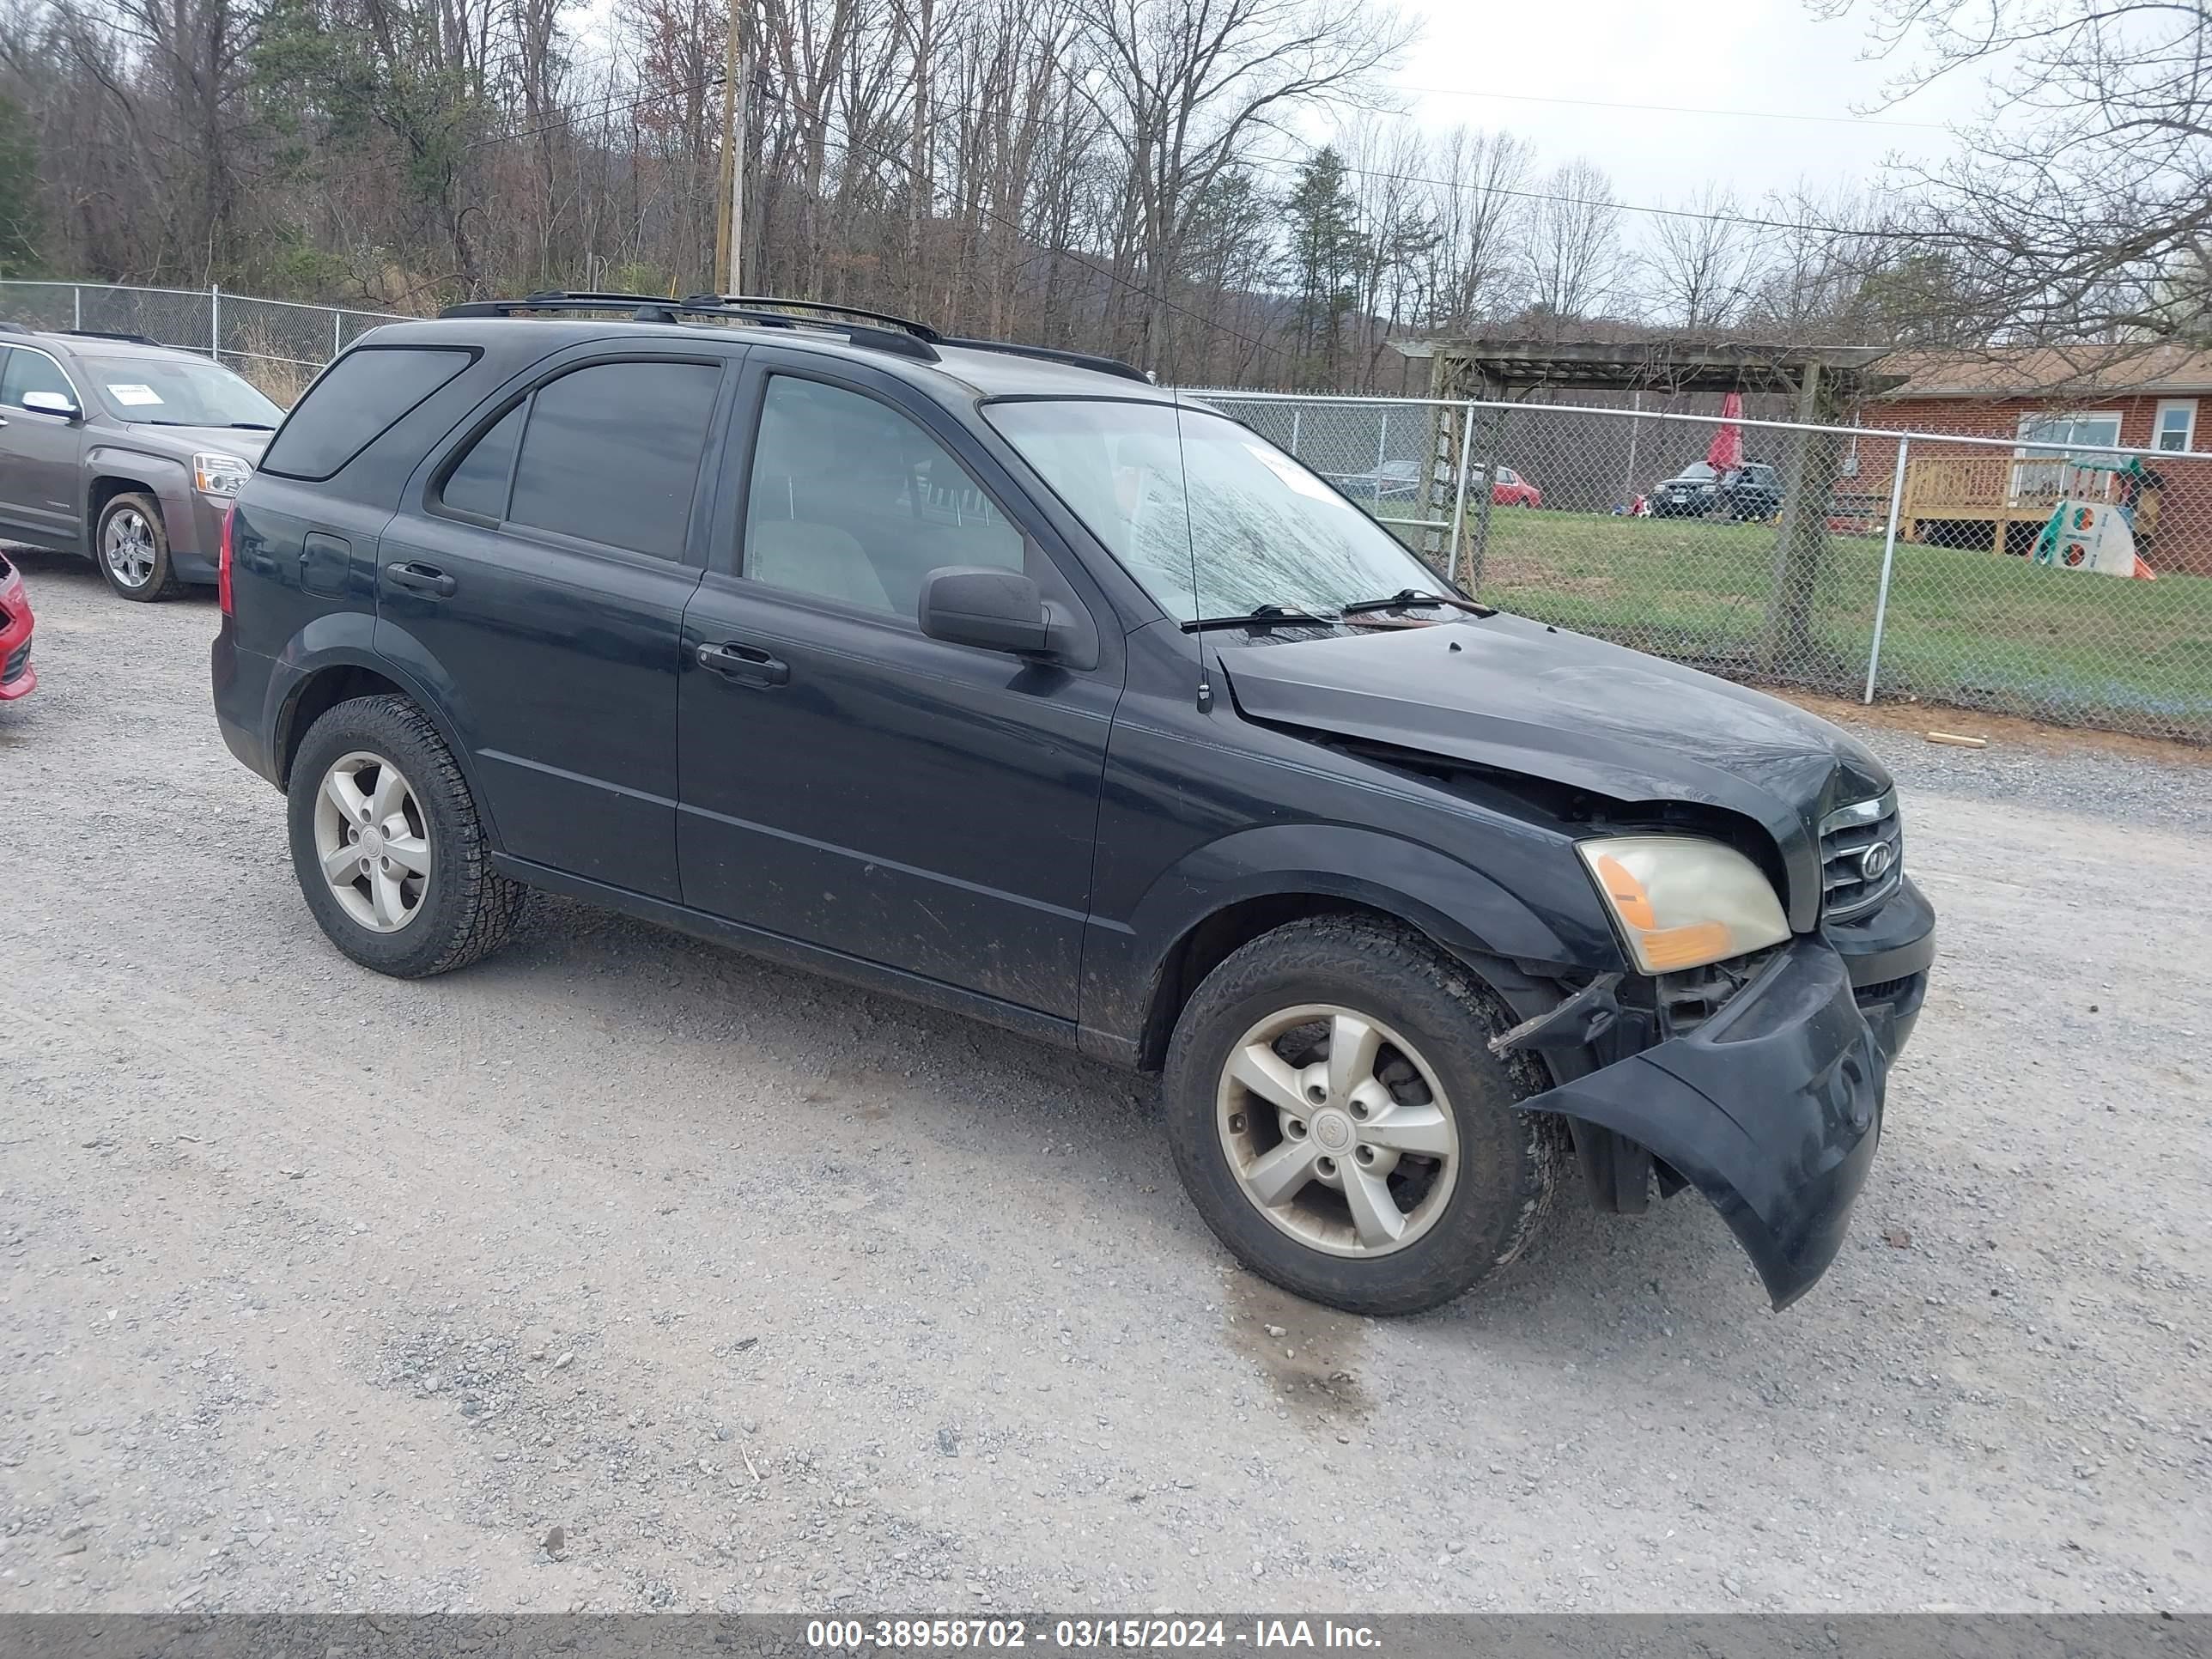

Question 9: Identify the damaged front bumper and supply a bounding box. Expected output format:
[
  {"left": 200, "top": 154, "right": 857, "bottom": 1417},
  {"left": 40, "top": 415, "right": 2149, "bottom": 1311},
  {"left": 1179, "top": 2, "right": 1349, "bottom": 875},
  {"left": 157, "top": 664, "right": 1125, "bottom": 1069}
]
[{"left": 1518, "top": 940, "right": 1893, "bottom": 1310}]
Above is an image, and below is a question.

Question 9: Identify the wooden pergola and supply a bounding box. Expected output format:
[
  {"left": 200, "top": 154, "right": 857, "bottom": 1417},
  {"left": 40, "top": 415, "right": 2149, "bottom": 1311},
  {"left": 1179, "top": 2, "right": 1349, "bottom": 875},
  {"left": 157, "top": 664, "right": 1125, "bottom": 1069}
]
[
  {"left": 1395, "top": 337, "right": 1903, "bottom": 673},
  {"left": 1400, "top": 337, "right": 1901, "bottom": 404}
]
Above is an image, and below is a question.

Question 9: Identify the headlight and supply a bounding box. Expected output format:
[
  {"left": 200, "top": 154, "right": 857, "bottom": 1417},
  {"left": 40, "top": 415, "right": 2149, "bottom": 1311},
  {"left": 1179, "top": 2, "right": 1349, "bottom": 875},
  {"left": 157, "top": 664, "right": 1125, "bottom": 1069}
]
[
  {"left": 1577, "top": 836, "right": 1790, "bottom": 974},
  {"left": 192, "top": 452, "right": 252, "bottom": 497}
]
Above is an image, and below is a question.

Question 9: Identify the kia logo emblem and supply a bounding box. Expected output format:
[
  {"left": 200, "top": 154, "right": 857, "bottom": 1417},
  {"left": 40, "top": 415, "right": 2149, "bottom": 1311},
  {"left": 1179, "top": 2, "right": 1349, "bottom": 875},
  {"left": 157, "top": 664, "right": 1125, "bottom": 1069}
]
[{"left": 1859, "top": 841, "right": 1894, "bottom": 882}]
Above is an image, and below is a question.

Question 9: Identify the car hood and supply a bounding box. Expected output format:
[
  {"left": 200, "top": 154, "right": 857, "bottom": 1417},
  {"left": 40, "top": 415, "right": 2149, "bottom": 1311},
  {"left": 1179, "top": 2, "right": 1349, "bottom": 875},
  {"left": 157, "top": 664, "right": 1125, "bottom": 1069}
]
[
  {"left": 1217, "top": 613, "right": 1893, "bottom": 931},
  {"left": 117, "top": 424, "right": 273, "bottom": 460}
]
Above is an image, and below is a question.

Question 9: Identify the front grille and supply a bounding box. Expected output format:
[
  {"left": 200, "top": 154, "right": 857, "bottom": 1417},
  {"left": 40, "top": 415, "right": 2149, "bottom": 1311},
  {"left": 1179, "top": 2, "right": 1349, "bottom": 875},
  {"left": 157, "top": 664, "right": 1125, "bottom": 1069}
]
[
  {"left": 1820, "top": 790, "right": 1904, "bottom": 922},
  {"left": 2, "top": 638, "right": 28, "bottom": 685}
]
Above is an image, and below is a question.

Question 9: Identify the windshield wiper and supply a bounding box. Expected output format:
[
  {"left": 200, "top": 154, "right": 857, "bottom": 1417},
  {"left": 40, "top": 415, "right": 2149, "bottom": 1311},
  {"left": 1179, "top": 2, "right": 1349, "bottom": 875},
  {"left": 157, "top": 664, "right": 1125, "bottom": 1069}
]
[
  {"left": 1339, "top": 587, "right": 1497, "bottom": 617},
  {"left": 226, "top": 421, "right": 276, "bottom": 429},
  {"left": 1180, "top": 603, "right": 1339, "bottom": 634}
]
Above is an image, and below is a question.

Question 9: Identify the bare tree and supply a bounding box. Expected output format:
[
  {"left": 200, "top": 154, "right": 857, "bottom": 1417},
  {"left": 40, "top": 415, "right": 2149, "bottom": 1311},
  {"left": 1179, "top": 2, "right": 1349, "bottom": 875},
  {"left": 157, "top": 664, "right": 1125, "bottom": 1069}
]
[
  {"left": 1069, "top": 0, "right": 1410, "bottom": 376},
  {"left": 1642, "top": 185, "right": 1759, "bottom": 331},
  {"left": 1338, "top": 114, "right": 1431, "bottom": 386},
  {"left": 1417, "top": 123, "right": 1531, "bottom": 332},
  {"left": 1820, "top": 0, "right": 2212, "bottom": 349},
  {"left": 1520, "top": 157, "right": 1627, "bottom": 333}
]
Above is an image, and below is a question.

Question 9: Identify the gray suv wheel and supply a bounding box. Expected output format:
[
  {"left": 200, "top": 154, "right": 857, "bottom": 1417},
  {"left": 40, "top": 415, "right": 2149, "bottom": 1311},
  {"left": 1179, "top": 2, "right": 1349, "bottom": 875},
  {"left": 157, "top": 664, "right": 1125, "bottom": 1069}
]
[{"left": 96, "top": 492, "right": 181, "bottom": 601}]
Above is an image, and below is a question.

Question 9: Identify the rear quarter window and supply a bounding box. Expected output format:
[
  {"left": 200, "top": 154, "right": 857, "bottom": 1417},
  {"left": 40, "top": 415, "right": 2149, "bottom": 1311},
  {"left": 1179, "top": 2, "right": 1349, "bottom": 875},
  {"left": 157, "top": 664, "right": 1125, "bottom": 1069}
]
[{"left": 259, "top": 345, "right": 477, "bottom": 482}]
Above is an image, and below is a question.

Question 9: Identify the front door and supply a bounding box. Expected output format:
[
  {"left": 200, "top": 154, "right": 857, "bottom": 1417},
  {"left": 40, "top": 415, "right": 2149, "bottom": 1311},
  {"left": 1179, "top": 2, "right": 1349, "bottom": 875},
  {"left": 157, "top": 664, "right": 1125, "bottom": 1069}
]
[
  {"left": 675, "top": 355, "right": 1122, "bottom": 1018},
  {"left": 375, "top": 349, "right": 731, "bottom": 902},
  {"left": 0, "top": 345, "right": 89, "bottom": 550}
]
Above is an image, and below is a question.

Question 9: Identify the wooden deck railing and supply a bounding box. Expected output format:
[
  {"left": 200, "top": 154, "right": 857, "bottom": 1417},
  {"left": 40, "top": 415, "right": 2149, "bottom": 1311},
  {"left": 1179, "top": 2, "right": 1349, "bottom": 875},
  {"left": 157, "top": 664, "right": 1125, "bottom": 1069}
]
[{"left": 1901, "top": 453, "right": 2163, "bottom": 546}]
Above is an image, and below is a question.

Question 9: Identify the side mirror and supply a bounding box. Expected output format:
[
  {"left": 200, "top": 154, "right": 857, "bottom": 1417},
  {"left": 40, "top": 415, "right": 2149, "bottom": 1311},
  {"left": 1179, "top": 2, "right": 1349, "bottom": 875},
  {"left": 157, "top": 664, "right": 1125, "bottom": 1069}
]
[
  {"left": 918, "top": 566, "right": 1066, "bottom": 659},
  {"left": 22, "top": 391, "right": 79, "bottom": 420}
]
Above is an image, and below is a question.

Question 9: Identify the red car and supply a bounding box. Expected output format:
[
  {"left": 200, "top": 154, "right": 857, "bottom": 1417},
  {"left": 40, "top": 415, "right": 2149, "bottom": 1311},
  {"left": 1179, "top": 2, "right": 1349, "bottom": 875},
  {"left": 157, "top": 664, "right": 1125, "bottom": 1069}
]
[
  {"left": 1492, "top": 465, "right": 1541, "bottom": 507},
  {"left": 0, "top": 550, "right": 35, "bottom": 701}
]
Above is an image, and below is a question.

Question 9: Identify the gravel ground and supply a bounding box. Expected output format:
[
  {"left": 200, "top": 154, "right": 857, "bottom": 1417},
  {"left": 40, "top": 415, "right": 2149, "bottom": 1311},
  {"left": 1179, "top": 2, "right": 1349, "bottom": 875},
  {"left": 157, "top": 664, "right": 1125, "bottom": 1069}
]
[{"left": 2, "top": 550, "right": 2208, "bottom": 1615}]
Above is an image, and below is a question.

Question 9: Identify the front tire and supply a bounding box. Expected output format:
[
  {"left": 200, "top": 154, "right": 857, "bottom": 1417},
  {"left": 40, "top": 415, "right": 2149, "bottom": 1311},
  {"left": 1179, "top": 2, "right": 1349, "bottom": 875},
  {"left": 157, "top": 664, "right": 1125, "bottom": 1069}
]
[
  {"left": 286, "top": 695, "right": 526, "bottom": 977},
  {"left": 96, "top": 492, "right": 181, "bottom": 601},
  {"left": 1162, "top": 917, "right": 1562, "bottom": 1316}
]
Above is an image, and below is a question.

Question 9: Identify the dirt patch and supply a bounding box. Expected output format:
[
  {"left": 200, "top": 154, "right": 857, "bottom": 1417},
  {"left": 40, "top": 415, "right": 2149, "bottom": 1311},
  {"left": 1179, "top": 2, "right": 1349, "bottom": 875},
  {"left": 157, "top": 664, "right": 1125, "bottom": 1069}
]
[{"left": 1222, "top": 1272, "right": 1370, "bottom": 1425}]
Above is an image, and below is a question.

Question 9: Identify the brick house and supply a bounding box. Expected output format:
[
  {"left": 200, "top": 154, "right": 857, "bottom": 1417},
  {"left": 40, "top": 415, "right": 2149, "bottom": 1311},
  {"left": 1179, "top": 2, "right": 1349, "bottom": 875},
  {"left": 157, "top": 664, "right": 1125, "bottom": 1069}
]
[{"left": 1852, "top": 345, "right": 2212, "bottom": 575}]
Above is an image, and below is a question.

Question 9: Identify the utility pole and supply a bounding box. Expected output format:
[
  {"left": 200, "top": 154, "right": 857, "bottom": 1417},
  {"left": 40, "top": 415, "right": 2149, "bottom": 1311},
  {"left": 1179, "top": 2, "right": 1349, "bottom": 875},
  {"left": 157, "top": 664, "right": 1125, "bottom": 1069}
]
[{"left": 712, "top": 2, "right": 750, "bottom": 295}]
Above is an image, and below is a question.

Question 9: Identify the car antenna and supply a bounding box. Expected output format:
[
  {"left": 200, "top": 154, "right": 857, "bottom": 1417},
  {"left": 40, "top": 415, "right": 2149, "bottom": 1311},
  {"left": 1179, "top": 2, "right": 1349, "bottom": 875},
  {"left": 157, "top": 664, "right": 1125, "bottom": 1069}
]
[{"left": 1172, "top": 394, "right": 1214, "bottom": 714}]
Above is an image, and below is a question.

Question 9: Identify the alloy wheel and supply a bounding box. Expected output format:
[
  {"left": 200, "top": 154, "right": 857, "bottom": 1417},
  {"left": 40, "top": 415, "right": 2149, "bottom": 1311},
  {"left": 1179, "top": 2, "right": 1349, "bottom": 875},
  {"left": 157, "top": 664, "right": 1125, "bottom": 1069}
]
[
  {"left": 102, "top": 507, "right": 157, "bottom": 589},
  {"left": 311, "top": 750, "right": 433, "bottom": 933},
  {"left": 1215, "top": 1003, "right": 1461, "bottom": 1258}
]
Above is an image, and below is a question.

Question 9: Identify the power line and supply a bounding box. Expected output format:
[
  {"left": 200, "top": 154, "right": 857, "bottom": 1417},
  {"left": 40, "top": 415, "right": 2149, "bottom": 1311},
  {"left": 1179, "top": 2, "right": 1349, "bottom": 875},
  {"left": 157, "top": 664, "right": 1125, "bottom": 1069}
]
[
  {"left": 457, "top": 71, "right": 727, "bottom": 155},
  {"left": 794, "top": 82, "right": 1921, "bottom": 245},
  {"left": 1241, "top": 153, "right": 1900, "bottom": 242},
  {"left": 439, "top": 61, "right": 1925, "bottom": 248},
  {"left": 804, "top": 116, "right": 1285, "bottom": 365},
  {"left": 1389, "top": 82, "right": 1949, "bottom": 131}
]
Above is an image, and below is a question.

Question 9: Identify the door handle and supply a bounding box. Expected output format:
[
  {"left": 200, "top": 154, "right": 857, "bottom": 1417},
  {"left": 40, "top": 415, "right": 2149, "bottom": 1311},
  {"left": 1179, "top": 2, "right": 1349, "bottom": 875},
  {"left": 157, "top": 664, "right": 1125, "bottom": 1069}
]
[
  {"left": 385, "top": 561, "right": 457, "bottom": 598},
  {"left": 696, "top": 640, "right": 790, "bottom": 687}
]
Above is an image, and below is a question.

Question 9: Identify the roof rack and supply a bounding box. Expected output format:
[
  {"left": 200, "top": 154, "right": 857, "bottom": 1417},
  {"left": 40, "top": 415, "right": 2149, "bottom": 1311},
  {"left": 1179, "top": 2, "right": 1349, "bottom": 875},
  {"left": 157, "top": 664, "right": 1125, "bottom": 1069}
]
[
  {"left": 437, "top": 291, "right": 941, "bottom": 362},
  {"left": 436, "top": 291, "right": 1153, "bottom": 384},
  {"left": 940, "top": 337, "right": 1150, "bottom": 385},
  {"left": 64, "top": 327, "right": 162, "bottom": 347},
  {"left": 0, "top": 321, "right": 167, "bottom": 348},
  {"left": 685, "top": 295, "right": 940, "bottom": 342}
]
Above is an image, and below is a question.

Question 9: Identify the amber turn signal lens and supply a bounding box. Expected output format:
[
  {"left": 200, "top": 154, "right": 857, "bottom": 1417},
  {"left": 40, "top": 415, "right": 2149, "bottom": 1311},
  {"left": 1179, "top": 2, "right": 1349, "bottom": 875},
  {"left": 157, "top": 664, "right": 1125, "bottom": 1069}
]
[
  {"left": 1638, "top": 921, "right": 1735, "bottom": 971},
  {"left": 1592, "top": 854, "right": 1657, "bottom": 930}
]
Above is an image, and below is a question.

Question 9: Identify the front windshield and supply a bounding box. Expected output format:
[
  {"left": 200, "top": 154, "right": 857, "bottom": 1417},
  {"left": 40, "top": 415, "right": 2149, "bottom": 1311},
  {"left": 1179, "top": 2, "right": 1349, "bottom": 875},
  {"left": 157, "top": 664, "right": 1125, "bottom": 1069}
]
[
  {"left": 82, "top": 356, "right": 283, "bottom": 428},
  {"left": 985, "top": 398, "right": 1447, "bottom": 622}
]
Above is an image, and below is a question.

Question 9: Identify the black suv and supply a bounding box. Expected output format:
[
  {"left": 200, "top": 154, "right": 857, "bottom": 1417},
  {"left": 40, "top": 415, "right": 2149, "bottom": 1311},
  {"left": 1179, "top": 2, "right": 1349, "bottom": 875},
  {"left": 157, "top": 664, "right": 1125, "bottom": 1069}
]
[
  {"left": 1650, "top": 460, "right": 1782, "bottom": 521},
  {"left": 211, "top": 294, "right": 1935, "bottom": 1316}
]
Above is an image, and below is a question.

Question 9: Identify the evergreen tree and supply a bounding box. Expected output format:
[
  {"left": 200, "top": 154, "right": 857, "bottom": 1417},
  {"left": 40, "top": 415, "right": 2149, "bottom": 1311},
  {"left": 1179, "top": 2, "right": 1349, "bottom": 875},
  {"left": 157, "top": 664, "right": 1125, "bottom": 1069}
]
[{"left": 1279, "top": 147, "right": 1368, "bottom": 387}]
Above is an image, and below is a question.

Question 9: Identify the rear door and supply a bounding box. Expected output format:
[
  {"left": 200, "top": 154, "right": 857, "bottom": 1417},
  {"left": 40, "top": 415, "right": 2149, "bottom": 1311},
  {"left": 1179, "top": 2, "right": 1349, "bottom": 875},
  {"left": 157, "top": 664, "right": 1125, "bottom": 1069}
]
[
  {"left": 0, "top": 344, "right": 90, "bottom": 549},
  {"left": 230, "top": 343, "right": 483, "bottom": 677},
  {"left": 375, "top": 346, "right": 733, "bottom": 902}
]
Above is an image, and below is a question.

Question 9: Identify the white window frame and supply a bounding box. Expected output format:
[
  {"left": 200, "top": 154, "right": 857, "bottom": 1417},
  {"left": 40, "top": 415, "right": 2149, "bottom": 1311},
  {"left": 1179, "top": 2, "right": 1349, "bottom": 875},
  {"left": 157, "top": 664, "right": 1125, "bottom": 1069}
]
[
  {"left": 2153, "top": 397, "right": 2197, "bottom": 453},
  {"left": 2013, "top": 410, "right": 2124, "bottom": 500}
]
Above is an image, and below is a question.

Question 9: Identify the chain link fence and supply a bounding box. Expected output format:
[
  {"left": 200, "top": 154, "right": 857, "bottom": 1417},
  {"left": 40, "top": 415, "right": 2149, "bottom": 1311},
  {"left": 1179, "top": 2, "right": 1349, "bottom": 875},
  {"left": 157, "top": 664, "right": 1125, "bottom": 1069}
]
[
  {"left": 1194, "top": 390, "right": 2212, "bottom": 744},
  {"left": 4, "top": 282, "right": 2205, "bottom": 739},
  {"left": 0, "top": 279, "right": 400, "bottom": 404}
]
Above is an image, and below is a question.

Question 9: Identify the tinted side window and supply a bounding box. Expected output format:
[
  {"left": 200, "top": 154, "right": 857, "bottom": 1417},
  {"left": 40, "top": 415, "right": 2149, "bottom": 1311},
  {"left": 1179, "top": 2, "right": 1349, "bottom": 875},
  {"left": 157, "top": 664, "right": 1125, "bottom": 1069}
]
[
  {"left": 507, "top": 362, "right": 720, "bottom": 560},
  {"left": 260, "top": 346, "right": 474, "bottom": 480},
  {"left": 744, "top": 375, "right": 1024, "bottom": 617},
  {"left": 438, "top": 403, "right": 525, "bottom": 520},
  {"left": 1, "top": 348, "right": 76, "bottom": 411}
]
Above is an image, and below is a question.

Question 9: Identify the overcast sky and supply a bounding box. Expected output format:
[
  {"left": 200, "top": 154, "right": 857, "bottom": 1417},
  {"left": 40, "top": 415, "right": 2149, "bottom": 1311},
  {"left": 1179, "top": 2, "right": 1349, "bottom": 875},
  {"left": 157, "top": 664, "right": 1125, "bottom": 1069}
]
[{"left": 1385, "top": 0, "right": 1996, "bottom": 216}]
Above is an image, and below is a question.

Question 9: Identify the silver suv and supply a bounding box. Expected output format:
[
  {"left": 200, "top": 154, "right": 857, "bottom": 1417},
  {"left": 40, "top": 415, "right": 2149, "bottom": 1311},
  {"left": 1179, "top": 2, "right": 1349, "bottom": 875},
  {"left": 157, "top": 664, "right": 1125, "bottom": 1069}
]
[{"left": 0, "top": 322, "right": 282, "bottom": 599}]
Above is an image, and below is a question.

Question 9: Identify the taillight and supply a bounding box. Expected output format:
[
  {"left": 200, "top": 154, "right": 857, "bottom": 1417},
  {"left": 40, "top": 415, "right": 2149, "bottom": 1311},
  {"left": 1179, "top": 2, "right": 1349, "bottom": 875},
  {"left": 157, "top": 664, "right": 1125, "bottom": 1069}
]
[{"left": 218, "top": 504, "right": 236, "bottom": 617}]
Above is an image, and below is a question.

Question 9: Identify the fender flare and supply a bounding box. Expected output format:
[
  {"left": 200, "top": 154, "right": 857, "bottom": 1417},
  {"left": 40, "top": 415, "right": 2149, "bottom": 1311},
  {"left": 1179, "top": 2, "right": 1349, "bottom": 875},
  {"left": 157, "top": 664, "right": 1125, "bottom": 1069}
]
[
  {"left": 1131, "top": 822, "right": 1611, "bottom": 973},
  {"left": 85, "top": 447, "right": 191, "bottom": 550},
  {"left": 1112, "top": 822, "right": 1626, "bottom": 1062},
  {"left": 267, "top": 620, "right": 504, "bottom": 850}
]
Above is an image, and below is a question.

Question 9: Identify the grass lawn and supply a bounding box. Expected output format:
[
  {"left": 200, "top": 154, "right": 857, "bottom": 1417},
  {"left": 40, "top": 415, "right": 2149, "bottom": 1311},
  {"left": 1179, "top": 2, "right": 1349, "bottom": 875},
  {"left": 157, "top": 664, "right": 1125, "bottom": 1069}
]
[{"left": 1431, "top": 508, "right": 2212, "bottom": 740}]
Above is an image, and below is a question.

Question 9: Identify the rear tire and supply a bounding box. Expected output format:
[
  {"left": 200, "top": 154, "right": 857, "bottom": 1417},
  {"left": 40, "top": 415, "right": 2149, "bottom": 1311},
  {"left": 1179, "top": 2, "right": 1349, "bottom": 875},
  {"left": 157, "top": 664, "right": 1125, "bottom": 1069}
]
[
  {"left": 95, "top": 492, "right": 181, "bottom": 601},
  {"left": 286, "top": 695, "right": 526, "bottom": 977},
  {"left": 1162, "top": 916, "right": 1562, "bottom": 1316}
]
